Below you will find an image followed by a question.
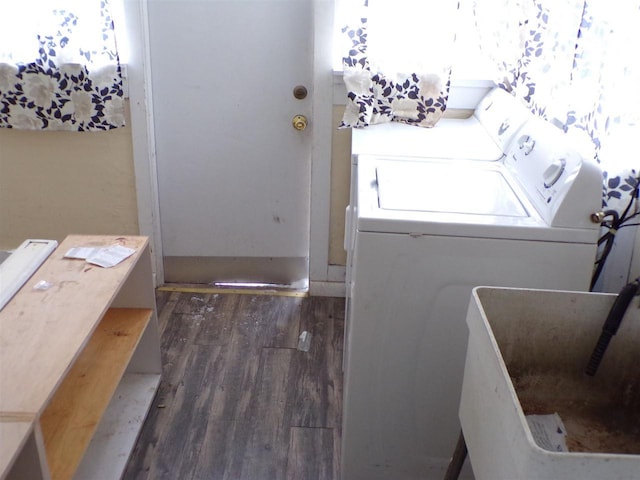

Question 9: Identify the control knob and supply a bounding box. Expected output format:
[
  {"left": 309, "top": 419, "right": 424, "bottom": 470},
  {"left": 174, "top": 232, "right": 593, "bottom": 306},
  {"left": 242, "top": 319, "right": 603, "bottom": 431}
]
[
  {"left": 543, "top": 158, "right": 567, "bottom": 188},
  {"left": 518, "top": 135, "right": 536, "bottom": 155}
]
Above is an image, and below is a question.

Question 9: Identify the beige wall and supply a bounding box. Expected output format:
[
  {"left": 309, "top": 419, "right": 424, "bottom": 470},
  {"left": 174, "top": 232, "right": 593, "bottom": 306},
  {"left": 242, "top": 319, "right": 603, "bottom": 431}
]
[
  {"left": 330, "top": 106, "right": 351, "bottom": 266},
  {"left": 0, "top": 98, "right": 349, "bottom": 267},
  {"left": 0, "top": 90, "right": 470, "bottom": 268},
  {"left": 0, "top": 96, "right": 472, "bottom": 267},
  {"left": 0, "top": 103, "right": 139, "bottom": 250}
]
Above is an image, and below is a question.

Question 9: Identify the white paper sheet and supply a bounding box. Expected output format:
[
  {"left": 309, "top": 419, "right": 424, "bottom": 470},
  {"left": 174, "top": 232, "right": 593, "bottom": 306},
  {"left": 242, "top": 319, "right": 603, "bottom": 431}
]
[
  {"left": 526, "top": 413, "right": 569, "bottom": 452},
  {"left": 65, "top": 245, "right": 136, "bottom": 268}
]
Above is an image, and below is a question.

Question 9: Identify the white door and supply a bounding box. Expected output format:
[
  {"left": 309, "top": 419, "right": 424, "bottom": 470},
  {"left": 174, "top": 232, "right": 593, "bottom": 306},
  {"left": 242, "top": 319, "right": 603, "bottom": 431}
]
[{"left": 148, "top": 0, "right": 313, "bottom": 287}]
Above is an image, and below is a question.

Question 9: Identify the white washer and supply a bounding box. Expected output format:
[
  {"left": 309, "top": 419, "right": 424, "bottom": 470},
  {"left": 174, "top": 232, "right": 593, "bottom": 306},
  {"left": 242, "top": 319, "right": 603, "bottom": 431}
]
[
  {"left": 344, "top": 88, "right": 534, "bottom": 327},
  {"left": 349, "top": 87, "right": 533, "bottom": 160},
  {"left": 342, "top": 116, "right": 603, "bottom": 480}
]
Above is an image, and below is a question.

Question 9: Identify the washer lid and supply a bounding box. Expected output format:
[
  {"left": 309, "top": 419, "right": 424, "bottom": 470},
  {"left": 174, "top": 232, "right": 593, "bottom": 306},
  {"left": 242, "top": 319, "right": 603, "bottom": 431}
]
[
  {"left": 376, "top": 162, "right": 528, "bottom": 217},
  {"left": 357, "top": 156, "right": 599, "bottom": 243},
  {"left": 351, "top": 118, "right": 504, "bottom": 160}
]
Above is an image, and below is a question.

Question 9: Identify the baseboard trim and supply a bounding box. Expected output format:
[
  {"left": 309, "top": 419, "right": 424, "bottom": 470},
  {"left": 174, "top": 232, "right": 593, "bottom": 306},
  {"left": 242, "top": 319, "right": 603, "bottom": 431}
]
[
  {"left": 309, "top": 281, "right": 345, "bottom": 298},
  {"left": 163, "top": 256, "right": 307, "bottom": 287},
  {"left": 158, "top": 285, "right": 308, "bottom": 298}
]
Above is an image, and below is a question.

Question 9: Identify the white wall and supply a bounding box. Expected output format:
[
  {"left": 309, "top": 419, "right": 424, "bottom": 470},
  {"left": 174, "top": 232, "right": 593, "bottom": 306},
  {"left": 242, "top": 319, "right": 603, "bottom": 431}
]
[
  {"left": 596, "top": 224, "right": 640, "bottom": 292},
  {"left": 632, "top": 227, "right": 640, "bottom": 280}
]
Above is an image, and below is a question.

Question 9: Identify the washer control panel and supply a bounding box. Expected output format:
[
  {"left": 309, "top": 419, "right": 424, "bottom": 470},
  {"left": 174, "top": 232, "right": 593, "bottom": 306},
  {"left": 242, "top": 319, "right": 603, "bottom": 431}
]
[
  {"left": 474, "top": 88, "right": 533, "bottom": 153},
  {"left": 504, "top": 116, "right": 602, "bottom": 229}
]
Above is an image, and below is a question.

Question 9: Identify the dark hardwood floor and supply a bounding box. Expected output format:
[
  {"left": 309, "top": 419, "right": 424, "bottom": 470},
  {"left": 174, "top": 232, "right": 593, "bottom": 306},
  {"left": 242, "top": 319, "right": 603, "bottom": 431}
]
[{"left": 122, "top": 290, "right": 344, "bottom": 480}]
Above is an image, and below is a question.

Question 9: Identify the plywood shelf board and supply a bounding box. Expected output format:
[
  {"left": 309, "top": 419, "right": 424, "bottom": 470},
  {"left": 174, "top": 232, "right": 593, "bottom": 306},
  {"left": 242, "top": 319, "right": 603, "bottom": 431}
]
[
  {"left": 0, "top": 236, "right": 149, "bottom": 414},
  {"left": 40, "top": 308, "right": 152, "bottom": 480}
]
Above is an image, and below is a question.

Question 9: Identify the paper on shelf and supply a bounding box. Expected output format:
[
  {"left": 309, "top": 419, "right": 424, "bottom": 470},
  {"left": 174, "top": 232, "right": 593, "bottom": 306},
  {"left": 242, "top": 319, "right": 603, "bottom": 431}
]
[
  {"left": 64, "top": 246, "right": 102, "bottom": 260},
  {"left": 65, "top": 245, "right": 136, "bottom": 268}
]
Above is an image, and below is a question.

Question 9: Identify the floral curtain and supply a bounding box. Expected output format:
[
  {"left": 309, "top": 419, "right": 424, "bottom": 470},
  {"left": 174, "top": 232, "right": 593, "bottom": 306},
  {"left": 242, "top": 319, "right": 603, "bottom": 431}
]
[
  {"left": 473, "top": 0, "right": 639, "bottom": 215},
  {"left": 340, "top": 0, "right": 460, "bottom": 128},
  {"left": 0, "top": 0, "right": 125, "bottom": 131}
]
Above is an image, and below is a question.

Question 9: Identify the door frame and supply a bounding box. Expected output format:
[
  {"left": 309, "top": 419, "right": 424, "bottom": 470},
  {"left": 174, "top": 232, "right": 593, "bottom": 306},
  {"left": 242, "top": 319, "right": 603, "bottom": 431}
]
[
  {"left": 309, "top": 0, "right": 342, "bottom": 295},
  {"left": 124, "top": 0, "right": 164, "bottom": 286},
  {"left": 126, "top": 0, "right": 337, "bottom": 290}
]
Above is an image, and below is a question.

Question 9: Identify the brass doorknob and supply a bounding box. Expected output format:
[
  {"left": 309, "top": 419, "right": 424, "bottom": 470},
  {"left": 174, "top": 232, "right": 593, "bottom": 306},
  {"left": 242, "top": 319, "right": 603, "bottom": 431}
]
[{"left": 292, "top": 115, "right": 307, "bottom": 131}]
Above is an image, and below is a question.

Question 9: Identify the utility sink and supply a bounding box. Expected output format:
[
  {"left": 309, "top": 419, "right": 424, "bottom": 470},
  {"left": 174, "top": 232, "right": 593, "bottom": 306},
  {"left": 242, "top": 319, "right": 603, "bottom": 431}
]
[{"left": 460, "top": 287, "right": 640, "bottom": 480}]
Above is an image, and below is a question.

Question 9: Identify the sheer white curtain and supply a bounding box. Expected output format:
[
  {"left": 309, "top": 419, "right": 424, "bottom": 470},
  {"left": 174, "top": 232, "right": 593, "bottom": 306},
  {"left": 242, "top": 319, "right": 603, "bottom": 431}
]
[
  {"left": 473, "top": 0, "right": 639, "bottom": 213},
  {"left": 569, "top": 0, "right": 640, "bottom": 207},
  {"left": 475, "top": 0, "right": 640, "bottom": 289},
  {"left": 0, "top": 0, "right": 125, "bottom": 131},
  {"left": 340, "top": 0, "right": 460, "bottom": 128}
]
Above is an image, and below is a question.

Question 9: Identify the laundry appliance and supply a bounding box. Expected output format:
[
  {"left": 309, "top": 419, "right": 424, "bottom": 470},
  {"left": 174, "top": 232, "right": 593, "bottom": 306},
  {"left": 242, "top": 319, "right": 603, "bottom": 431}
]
[
  {"left": 342, "top": 107, "right": 603, "bottom": 479},
  {"left": 344, "top": 88, "right": 534, "bottom": 305}
]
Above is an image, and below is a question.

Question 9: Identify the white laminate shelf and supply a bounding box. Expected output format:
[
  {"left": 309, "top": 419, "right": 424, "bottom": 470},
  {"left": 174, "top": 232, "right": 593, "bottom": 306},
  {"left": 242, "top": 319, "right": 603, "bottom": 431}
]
[{"left": 0, "top": 239, "right": 58, "bottom": 312}]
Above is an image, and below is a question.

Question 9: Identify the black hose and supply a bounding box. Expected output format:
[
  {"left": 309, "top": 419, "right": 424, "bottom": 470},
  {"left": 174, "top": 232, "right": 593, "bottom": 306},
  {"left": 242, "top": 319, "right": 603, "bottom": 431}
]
[
  {"left": 591, "top": 233, "right": 615, "bottom": 291},
  {"left": 590, "top": 175, "right": 640, "bottom": 291},
  {"left": 585, "top": 277, "right": 640, "bottom": 376},
  {"left": 590, "top": 210, "right": 621, "bottom": 291}
]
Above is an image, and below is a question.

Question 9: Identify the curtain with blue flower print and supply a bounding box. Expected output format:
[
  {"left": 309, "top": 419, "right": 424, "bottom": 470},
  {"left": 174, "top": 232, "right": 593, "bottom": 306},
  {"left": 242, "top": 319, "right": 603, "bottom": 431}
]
[
  {"left": 0, "top": 0, "right": 125, "bottom": 131},
  {"left": 473, "top": 0, "right": 639, "bottom": 217},
  {"left": 340, "top": 0, "right": 460, "bottom": 128}
]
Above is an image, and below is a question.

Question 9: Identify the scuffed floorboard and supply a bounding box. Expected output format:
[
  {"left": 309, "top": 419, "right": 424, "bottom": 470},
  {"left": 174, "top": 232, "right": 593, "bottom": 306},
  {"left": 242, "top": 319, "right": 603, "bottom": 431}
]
[{"left": 122, "top": 291, "right": 344, "bottom": 480}]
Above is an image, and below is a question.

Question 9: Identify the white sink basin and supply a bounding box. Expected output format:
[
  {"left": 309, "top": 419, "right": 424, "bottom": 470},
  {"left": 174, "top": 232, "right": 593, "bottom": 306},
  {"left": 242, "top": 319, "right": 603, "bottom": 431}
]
[{"left": 460, "top": 287, "right": 640, "bottom": 480}]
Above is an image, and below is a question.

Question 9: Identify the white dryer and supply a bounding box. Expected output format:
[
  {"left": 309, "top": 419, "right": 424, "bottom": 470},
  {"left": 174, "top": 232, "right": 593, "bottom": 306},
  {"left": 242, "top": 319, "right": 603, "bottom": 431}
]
[{"left": 342, "top": 116, "right": 602, "bottom": 480}]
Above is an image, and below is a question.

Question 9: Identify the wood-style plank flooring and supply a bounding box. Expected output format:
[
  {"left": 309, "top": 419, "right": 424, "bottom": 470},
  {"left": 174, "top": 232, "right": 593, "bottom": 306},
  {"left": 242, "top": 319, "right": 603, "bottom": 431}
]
[{"left": 122, "top": 290, "right": 344, "bottom": 480}]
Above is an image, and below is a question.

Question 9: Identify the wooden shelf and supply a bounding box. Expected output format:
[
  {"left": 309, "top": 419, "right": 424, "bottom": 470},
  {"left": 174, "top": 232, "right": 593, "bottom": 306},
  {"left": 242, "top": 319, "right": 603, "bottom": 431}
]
[
  {"left": 40, "top": 308, "right": 152, "bottom": 480},
  {"left": 0, "top": 235, "right": 161, "bottom": 480},
  {"left": 0, "top": 235, "right": 152, "bottom": 415}
]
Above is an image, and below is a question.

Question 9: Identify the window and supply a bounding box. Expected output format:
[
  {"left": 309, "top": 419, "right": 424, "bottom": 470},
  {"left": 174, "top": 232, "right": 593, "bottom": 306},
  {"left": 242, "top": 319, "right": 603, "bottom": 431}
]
[
  {"left": 332, "top": 0, "right": 496, "bottom": 82},
  {"left": 0, "top": 0, "right": 126, "bottom": 130}
]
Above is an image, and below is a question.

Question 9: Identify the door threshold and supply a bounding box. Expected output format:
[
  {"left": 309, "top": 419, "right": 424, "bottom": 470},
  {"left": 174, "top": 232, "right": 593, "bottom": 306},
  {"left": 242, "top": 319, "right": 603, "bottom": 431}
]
[{"left": 158, "top": 283, "right": 309, "bottom": 298}]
